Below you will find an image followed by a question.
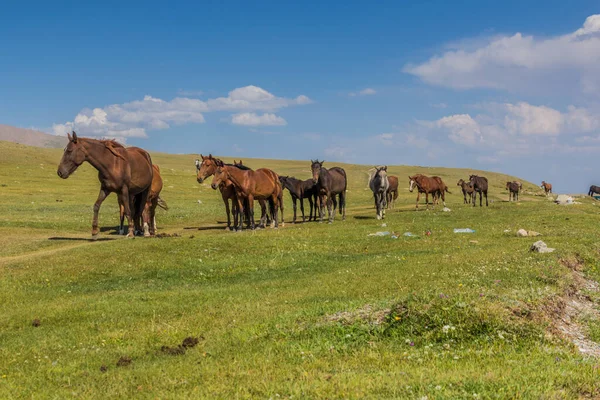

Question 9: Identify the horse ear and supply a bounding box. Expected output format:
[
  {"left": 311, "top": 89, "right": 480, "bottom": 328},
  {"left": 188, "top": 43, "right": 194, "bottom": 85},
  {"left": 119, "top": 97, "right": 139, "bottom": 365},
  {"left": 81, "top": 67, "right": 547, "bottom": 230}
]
[
  {"left": 67, "top": 132, "right": 72, "bottom": 141},
  {"left": 238, "top": 160, "right": 243, "bottom": 165},
  {"left": 72, "top": 131, "right": 78, "bottom": 143},
  {"left": 383, "top": 166, "right": 387, "bottom": 171}
]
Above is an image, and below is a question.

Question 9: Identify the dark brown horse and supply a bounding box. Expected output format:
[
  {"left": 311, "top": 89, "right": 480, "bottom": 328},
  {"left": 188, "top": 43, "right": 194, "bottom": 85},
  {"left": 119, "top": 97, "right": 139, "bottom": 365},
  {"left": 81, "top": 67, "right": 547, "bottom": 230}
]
[
  {"left": 541, "top": 181, "right": 552, "bottom": 196},
  {"left": 279, "top": 176, "right": 317, "bottom": 223},
  {"left": 119, "top": 164, "right": 168, "bottom": 236},
  {"left": 589, "top": 185, "right": 600, "bottom": 197},
  {"left": 457, "top": 179, "right": 474, "bottom": 204},
  {"left": 506, "top": 181, "right": 520, "bottom": 202},
  {"left": 57, "top": 131, "right": 153, "bottom": 238},
  {"left": 211, "top": 162, "right": 282, "bottom": 230},
  {"left": 310, "top": 160, "right": 347, "bottom": 223},
  {"left": 408, "top": 174, "right": 446, "bottom": 210},
  {"left": 469, "top": 175, "right": 488, "bottom": 207},
  {"left": 386, "top": 175, "right": 399, "bottom": 209}
]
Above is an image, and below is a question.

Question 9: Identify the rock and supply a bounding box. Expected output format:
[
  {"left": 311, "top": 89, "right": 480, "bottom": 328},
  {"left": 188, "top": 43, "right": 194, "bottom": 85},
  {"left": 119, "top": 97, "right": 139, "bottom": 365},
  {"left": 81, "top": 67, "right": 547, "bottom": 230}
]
[
  {"left": 530, "top": 240, "right": 555, "bottom": 253},
  {"left": 516, "top": 229, "right": 528, "bottom": 237},
  {"left": 197, "top": 200, "right": 203, "bottom": 204},
  {"left": 555, "top": 195, "right": 573, "bottom": 205},
  {"left": 443, "top": 207, "right": 451, "bottom": 212}
]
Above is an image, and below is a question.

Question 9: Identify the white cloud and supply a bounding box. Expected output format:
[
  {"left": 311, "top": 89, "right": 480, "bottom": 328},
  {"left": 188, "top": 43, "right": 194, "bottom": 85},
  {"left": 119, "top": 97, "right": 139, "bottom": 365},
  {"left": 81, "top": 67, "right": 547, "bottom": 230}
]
[
  {"left": 349, "top": 88, "right": 377, "bottom": 97},
  {"left": 231, "top": 112, "right": 287, "bottom": 126},
  {"left": 504, "top": 103, "right": 563, "bottom": 135},
  {"left": 324, "top": 146, "right": 350, "bottom": 158},
  {"left": 404, "top": 14, "right": 600, "bottom": 95},
  {"left": 436, "top": 114, "right": 482, "bottom": 145},
  {"left": 53, "top": 85, "right": 310, "bottom": 140}
]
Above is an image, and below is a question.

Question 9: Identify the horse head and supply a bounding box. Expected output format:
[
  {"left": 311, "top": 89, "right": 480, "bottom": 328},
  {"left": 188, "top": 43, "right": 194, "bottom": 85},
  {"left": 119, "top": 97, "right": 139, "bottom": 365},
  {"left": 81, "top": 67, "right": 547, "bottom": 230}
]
[
  {"left": 210, "top": 165, "right": 228, "bottom": 190},
  {"left": 408, "top": 175, "right": 417, "bottom": 192},
  {"left": 57, "top": 131, "right": 86, "bottom": 179},
  {"left": 196, "top": 154, "right": 220, "bottom": 184},
  {"left": 310, "top": 160, "right": 324, "bottom": 184}
]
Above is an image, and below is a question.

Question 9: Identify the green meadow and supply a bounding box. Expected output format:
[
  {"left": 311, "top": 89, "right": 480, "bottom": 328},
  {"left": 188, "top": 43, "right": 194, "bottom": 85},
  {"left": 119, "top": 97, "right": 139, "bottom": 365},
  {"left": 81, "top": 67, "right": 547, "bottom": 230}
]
[{"left": 2, "top": 140, "right": 600, "bottom": 399}]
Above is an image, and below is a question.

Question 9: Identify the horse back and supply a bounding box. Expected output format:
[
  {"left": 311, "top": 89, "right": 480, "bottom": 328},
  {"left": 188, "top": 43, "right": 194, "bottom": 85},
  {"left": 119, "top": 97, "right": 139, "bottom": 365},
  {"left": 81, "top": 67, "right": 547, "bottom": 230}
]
[{"left": 327, "top": 167, "right": 347, "bottom": 192}]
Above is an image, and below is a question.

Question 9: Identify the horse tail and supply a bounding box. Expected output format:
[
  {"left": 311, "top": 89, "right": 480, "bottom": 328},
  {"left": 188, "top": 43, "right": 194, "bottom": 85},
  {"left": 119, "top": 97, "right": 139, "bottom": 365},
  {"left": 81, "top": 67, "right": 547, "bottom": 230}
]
[
  {"left": 393, "top": 190, "right": 398, "bottom": 200},
  {"left": 157, "top": 196, "right": 169, "bottom": 210},
  {"left": 340, "top": 168, "right": 348, "bottom": 214},
  {"left": 445, "top": 187, "right": 451, "bottom": 194}
]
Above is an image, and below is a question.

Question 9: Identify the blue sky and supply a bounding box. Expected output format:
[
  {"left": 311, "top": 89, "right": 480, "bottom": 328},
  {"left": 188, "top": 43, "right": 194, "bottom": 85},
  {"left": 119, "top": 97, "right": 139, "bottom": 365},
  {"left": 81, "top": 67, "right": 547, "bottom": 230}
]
[{"left": 2, "top": 1, "right": 600, "bottom": 192}]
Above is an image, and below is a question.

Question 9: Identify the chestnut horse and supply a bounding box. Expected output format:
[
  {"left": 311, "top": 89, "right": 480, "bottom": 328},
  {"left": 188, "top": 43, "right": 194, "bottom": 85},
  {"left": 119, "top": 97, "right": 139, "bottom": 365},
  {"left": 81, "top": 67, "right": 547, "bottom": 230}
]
[
  {"left": 310, "top": 160, "right": 347, "bottom": 223},
  {"left": 57, "top": 132, "right": 153, "bottom": 238},
  {"left": 409, "top": 174, "right": 446, "bottom": 210},
  {"left": 541, "top": 181, "right": 553, "bottom": 196},
  {"left": 211, "top": 162, "right": 282, "bottom": 230},
  {"left": 386, "top": 175, "right": 399, "bottom": 209},
  {"left": 457, "top": 179, "right": 474, "bottom": 204}
]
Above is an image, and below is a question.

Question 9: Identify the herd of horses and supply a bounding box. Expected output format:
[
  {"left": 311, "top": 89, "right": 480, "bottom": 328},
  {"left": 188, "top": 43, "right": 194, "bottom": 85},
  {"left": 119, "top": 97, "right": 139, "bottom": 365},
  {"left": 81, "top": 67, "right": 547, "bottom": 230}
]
[{"left": 57, "top": 132, "right": 568, "bottom": 237}]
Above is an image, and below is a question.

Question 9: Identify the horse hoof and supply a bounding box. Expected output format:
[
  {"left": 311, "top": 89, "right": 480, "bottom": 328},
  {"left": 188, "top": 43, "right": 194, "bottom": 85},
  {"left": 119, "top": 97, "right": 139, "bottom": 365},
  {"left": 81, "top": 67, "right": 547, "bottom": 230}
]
[{"left": 91, "top": 234, "right": 99, "bottom": 241}]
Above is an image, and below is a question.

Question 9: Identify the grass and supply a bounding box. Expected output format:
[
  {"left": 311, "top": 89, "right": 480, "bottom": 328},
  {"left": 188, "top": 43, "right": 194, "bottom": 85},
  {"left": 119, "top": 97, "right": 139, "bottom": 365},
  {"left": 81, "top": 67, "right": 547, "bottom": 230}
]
[{"left": 1, "top": 140, "right": 600, "bottom": 398}]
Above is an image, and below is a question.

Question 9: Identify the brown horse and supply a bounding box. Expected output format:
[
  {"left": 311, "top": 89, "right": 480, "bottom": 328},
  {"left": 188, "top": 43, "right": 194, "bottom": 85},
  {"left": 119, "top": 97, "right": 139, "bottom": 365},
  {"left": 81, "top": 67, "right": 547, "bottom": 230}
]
[
  {"left": 279, "top": 176, "right": 317, "bottom": 223},
  {"left": 311, "top": 160, "right": 347, "bottom": 223},
  {"left": 211, "top": 162, "right": 282, "bottom": 230},
  {"left": 119, "top": 164, "right": 168, "bottom": 236},
  {"left": 541, "top": 181, "right": 552, "bottom": 196},
  {"left": 506, "top": 181, "right": 520, "bottom": 202},
  {"left": 457, "top": 179, "right": 474, "bottom": 204},
  {"left": 469, "top": 175, "right": 488, "bottom": 207},
  {"left": 409, "top": 174, "right": 446, "bottom": 210},
  {"left": 57, "top": 131, "right": 153, "bottom": 238},
  {"left": 386, "top": 175, "right": 399, "bottom": 209},
  {"left": 432, "top": 176, "right": 450, "bottom": 205}
]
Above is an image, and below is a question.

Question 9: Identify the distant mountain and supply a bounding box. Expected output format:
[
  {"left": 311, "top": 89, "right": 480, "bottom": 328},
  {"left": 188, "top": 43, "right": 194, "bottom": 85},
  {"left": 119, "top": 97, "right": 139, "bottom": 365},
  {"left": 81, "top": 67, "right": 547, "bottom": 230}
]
[{"left": 0, "top": 125, "right": 66, "bottom": 148}]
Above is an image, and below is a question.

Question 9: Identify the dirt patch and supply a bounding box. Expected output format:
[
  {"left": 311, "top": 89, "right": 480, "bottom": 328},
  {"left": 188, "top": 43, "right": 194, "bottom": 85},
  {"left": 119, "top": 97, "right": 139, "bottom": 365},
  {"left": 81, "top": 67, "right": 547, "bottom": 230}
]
[
  {"left": 161, "top": 345, "right": 186, "bottom": 355},
  {"left": 116, "top": 356, "right": 132, "bottom": 367},
  {"left": 155, "top": 233, "right": 181, "bottom": 238},
  {"left": 160, "top": 336, "right": 202, "bottom": 356},
  {"left": 534, "top": 256, "right": 600, "bottom": 357},
  {"left": 324, "top": 304, "right": 390, "bottom": 326},
  {"left": 31, "top": 319, "right": 41, "bottom": 327}
]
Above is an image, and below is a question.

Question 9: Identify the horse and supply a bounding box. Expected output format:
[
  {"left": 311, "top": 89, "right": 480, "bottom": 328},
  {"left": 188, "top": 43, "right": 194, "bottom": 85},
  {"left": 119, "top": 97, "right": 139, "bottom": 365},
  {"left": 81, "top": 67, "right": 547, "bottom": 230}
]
[
  {"left": 506, "top": 181, "right": 520, "bottom": 202},
  {"left": 408, "top": 174, "right": 446, "bottom": 210},
  {"left": 196, "top": 155, "right": 257, "bottom": 230},
  {"left": 457, "top": 179, "right": 474, "bottom": 204},
  {"left": 310, "top": 160, "right": 347, "bottom": 223},
  {"left": 211, "top": 161, "right": 282, "bottom": 230},
  {"left": 119, "top": 164, "right": 168, "bottom": 236},
  {"left": 57, "top": 131, "right": 153, "bottom": 238},
  {"left": 369, "top": 166, "right": 389, "bottom": 220},
  {"left": 386, "top": 175, "right": 399, "bottom": 209},
  {"left": 279, "top": 176, "right": 317, "bottom": 223},
  {"left": 541, "top": 181, "right": 553, "bottom": 196},
  {"left": 589, "top": 185, "right": 600, "bottom": 197},
  {"left": 432, "top": 176, "right": 450, "bottom": 205},
  {"left": 469, "top": 175, "right": 489, "bottom": 207}
]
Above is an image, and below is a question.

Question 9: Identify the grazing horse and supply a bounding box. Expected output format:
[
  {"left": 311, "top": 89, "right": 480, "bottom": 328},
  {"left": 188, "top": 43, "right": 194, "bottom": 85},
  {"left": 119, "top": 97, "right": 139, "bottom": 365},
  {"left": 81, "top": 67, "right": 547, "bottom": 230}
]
[
  {"left": 57, "top": 131, "right": 153, "bottom": 238},
  {"left": 369, "top": 166, "right": 389, "bottom": 220},
  {"left": 457, "top": 179, "right": 474, "bottom": 204},
  {"left": 469, "top": 175, "right": 489, "bottom": 207},
  {"left": 279, "top": 176, "right": 317, "bottom": 223},
  {"left": 119, "top": 164, "right": 168, "bottom": 236},
  {"left": 541, "top": 181, "right": 553, "bottom": 196},
  {"left": 506, "top": 181, "right": 520, "bottom": 202},
  {"left": 386, "top": 175, "right": 399, "bottom": 209},
  {"left": 211, "top": 162, "right": 282, "bottom": 230},
  {"left": 408, "top": 174, "right": 446, "bottom": 210},
  {"left": 589, "top": 185, "right": 600, "bottom": 197},
  {"left": 310, "top": 160, "right": 347, "bottom": 223}
]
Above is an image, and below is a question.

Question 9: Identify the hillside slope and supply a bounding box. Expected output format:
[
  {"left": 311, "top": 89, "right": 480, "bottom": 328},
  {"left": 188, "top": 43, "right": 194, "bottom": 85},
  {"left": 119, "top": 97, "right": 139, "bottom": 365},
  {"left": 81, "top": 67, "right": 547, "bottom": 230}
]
[{"left": 0, "top": 125, "right": 66, "bottom": 148}]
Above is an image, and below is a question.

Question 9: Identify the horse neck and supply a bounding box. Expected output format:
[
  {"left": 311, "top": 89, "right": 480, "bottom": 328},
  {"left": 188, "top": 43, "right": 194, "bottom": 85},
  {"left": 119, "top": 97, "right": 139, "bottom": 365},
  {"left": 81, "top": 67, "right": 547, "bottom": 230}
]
[
  {"left": 224, "top": 166, "right": 246, "bottom": 189},
  {"left": 82, "top": 139, "right": 120, "bottom": 177}
]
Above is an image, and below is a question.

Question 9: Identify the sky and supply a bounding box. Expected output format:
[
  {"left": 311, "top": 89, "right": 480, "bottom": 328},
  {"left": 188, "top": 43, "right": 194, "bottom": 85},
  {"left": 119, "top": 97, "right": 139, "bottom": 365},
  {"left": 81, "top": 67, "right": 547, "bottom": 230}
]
[{"left": 1, "top": 0, "right": 600, "bottom": 192}]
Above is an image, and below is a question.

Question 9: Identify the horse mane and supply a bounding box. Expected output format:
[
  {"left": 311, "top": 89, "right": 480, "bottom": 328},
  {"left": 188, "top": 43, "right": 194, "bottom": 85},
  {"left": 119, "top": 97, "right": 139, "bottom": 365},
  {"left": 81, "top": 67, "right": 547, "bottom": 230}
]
[{"left": 101, "top": 139, "right": 127, "bottom": 160}]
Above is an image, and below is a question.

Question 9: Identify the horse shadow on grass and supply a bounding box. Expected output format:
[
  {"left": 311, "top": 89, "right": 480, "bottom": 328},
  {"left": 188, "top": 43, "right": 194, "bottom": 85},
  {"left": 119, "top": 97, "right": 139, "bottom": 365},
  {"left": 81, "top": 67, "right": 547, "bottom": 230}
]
[{"left": 48, "top": 237, "right": 115, "bottom": 242}]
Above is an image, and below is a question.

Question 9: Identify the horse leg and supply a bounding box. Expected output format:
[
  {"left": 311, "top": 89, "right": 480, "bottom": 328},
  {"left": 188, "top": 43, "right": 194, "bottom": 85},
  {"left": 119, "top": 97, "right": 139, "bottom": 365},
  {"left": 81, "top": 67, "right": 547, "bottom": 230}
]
[
  {"left": 135, "top": 189, "right": 150, "bottom": 237},
  {"left": 222, "top": 190, "right": 232, "bottom": 231},
  {"left": 248, "top": 195, "right": 256, "bottom": 230},
  {"left": 292, "top": 196, "right": 297, "bottom": 223},
  {"left": 117, "top": 189, "right": 135, "bottom": 239},
  {"left": 339, "top": 190, "right": 346, "bottom": 221},
  {"left": 150, "top": 199, "right": 157, "bottom": 235},
  {"left": 425, "top": 192, "right": 429, "bottom": 210},
  {"left": 308, "top": 196, "right": 314, "bottom": 221},
  {"left": 415, "top": 192, "right": 420, "bottom": 210},
  {"left": 272, "top": 195, "right": 279, "bottom": 228},
  {"left": 92, "top": 188, "right": 109, "bottom": 239},
  {"left": 300, "top": 197, "right": 306, "bottom": 222},
  {"left": 327, "top": 193, "right": 334, "bottom": 224},
  {"left": 259, "top": 199, "right": 268, "bottom": 228},
  {"left": 119, "top": 201, "right": 125, "bottom": 235},
  {"left": 485, "top": 191, "right": 488, "bottom": 207}
]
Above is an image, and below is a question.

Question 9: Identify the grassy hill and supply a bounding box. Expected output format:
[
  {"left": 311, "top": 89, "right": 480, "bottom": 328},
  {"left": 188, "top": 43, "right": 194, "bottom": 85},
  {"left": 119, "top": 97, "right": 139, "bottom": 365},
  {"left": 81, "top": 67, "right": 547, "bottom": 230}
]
[{"left": 1, "top": 140, "right": 600, "bottom": 398}]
